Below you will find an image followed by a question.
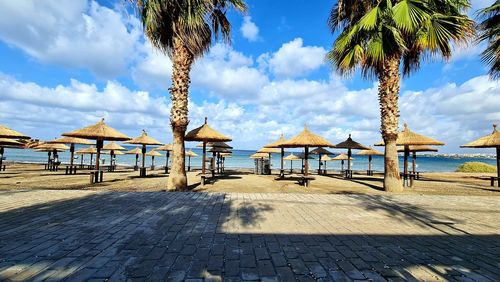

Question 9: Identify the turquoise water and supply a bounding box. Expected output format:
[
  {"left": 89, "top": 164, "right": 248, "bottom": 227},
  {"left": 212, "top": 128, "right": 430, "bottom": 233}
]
[{"left": 2, "top": 145, "right": 497, "bottom": 172}]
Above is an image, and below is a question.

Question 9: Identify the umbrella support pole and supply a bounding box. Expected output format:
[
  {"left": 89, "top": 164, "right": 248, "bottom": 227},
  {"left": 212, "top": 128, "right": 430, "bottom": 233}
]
[
  {"left": 496, "top": 147, "right": 499, "bottom": 187},
  {"left": 0, "top": 147, "right": 4, "bottom": 172},
  {"left": 367, "top": 155, "right": 372, "bottom": 176},
  {"left": 165, "top": 151, "right": 170, "bottom": 174},
  {"left": 280, "top": 148, "right": 284, "bottom": 178}
]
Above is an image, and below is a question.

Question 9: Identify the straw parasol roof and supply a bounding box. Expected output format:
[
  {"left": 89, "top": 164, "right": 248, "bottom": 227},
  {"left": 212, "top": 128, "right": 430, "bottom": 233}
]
[
  {"left": 146, "top": 150, "right": 162, "bottom": 157},
  {"left": 397, "top": 145, "right": 438, "bottom": 153},
  {"left": 35, "top": 148, "right": 67, "bottom": 152},
  {"left": 102, "top": 150, "right": 125, "bottom": 155},
  {"left": 0, "top": 125, "right": 30, "bottom": 139},
  {"left": 332, "top": 154, "right": 354, "bottom": 161},
  {"left": 220, "top": 152, "right": 232, "bottom": 157},
  {"left": 185, "top": 117, "right": 231, "bottom": 142},
  {"left": 209, "top": 147, "right": 232, "bottom": 153},
  {"left": 76, "top": 146, "right": 97, "bottom": 154},
  {"left": 257, "top": 147, "right": 280, "bottom": 154},
  {"left": 335, "top": 135, "right": 370, "bottom": 150},
  {"left": 297, "top": 152, "right": 314, "bottom": 159},
  {"left": 35, "top": 143, "right": 70, "bottom": 151},
  {"left": 250, "top": 152, "right": 269, "bottom": 159},
  {"left": 62, "top": 118, "right": 131, "bottom": 141},
  {"left": 197, "top": 142, "right": 233, "bottom": 149},
  {"left": 357, "top": 147, "right": 384, "bottom": 156},
  {"left": 283, "top": 153, "right": 301, "bottom": 161},
  {"left": 156, "top": 144, "right": 173, "bottom": 151},
  {"left": 279, "top": 126, "right": 335, "bottom": 148},
  {"left": 321, "top": 154, "right": 333, "bottom": 161},
  {"left": 0, "top": 138, "right": 23, "bottom": 147},
  {"left": 375, "top": 123, "right": 445, "bottom": 146},
  {"left": 264, "top": 134, "right": 287, "bottom": 148},
  {"left": 48, "top": 137, "right": 93, "bottom": 145},
  {"left": 186, "top": 150, "right": 199, "bottom": 157},
  {"left": 461, "top": 124, "right": 500, "bottom": 148},
  {"left": 310, "top": 147, "right": 333, "bottom": 155},
  {"left": 126, "top": 130, "right": 162, "bottom": 146},
  {"left": 103, "top": 142, "right": 126, "bottom": 151},
  {"left": 126, "top": 148, "right": 142, "bottom": 155}
]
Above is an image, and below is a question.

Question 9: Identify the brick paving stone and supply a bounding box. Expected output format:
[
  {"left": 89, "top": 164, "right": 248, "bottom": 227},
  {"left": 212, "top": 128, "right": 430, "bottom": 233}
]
[{"left": 0, "top": 191, "right": 498, "bottom": 281}]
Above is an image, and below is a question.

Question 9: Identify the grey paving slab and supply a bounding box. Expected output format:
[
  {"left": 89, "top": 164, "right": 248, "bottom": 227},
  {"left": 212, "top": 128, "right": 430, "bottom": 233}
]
[{"left": 0, "top": 190, "right": 498, "bottom": 281}]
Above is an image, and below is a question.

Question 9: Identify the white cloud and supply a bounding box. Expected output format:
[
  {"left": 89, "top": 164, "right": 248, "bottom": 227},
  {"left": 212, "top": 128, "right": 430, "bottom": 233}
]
[
  {"left": 261, "top": 38, "right": 327, "bottom": 78},
  {"left": 240, "top": 16, "right": 259, "bottom": 41},
  {"left": 0, "top": 0, "right": 141, "bottom": 78}
]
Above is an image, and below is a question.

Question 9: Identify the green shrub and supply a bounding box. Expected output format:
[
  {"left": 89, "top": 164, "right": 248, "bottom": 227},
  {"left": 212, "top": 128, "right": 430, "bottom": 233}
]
[{"left": 456, "top": 162, "right": 497, "bottom": 173}]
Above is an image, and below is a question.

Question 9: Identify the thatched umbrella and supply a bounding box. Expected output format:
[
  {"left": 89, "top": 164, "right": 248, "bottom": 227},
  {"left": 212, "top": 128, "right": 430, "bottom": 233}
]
[
  {"left": 278, "top": 126, "right": 335, "bottom": 176},
  {"left": 185, "top": 149, "right": 198, "bottom": 171},
  {"left": 461, "top": 124, "right": 500, "bottom": 187},
  {"left": 264, "top": 134, "right": 288, "bottom": 177},
  {"left": 208, "top": 147, "right": 232, "bottom": 173},
  {"left": 335, "top": 135, "right": 369, "bottom": 178},
  {"left": 35, "top": 143, "right": 70, "bottom": 170},
  {"left": 125, "top": 147, "right": 143, "bottom": 170},
  {"left": 197, "top": 142, "right": 233, "bottom": 174},
  {"left": 156, "top": 144, "right": 173, "bottom": 173},
  {"left": 332, "top": 154, "right": 354, "bottom": 172},
  {"left": 320, "top": 154, "right": 333, "bottom": 174},
  {"left": 257, "top": 147, "right": 280, "bottom": 174},
  {"left": 0, "top": 139, "right": 24, "bottom": 171},
  {"left": 185, "top": 117, "right": 231, "bottom": 180},
  {"left": 397, "top": 145, "right": 438, "bottom": 178},
  {"left": 103, "top": 142, "right": 126, "bottom": 171},
  {"left": 357, "top": 147, "right": 384, "bottom": 175},
  {"left": 75, "top": 146, "right": 98, "bottom": 168},
  {"left": 197, "top": 141, "right": 233, "bottom": 149},
  {"left": 310, "top": 147, "right": 333, "bottom": 174},
  {"left": 250, "top": 152, "right": 269, "bottom": 159},
  {"left": 126, "top": 130, "right": 162, "bottom": 177},
  {"left": 296, "top": 152, "right": 315, "bottom": 174},
  {"left": 146, "top": 150, "right": 162, "bottom": 170},
  {"left": 219, "top": 151, "right": 231, "bottom": 171},
  {"left": 63, "top": 119, "right": 130, "bottom": 183},
  {"left": 48, "top": 137, "right": 93, "bottom": 172},
  {"left": 0, "top": 125, "right": 30, "bottom": 139},
  {"left": 376, "top": 124, "right": 444, "bottom": 186},
  {"left": 283, "top": 153, "right": 300, "bottom": 173}
]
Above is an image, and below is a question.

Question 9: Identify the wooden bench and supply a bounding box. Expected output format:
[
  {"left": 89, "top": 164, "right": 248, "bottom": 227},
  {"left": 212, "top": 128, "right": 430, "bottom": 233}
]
[
  {"left": 90, "top": 170, "right": 104, "bottom": 184},
  {"left": 299, "top": 176, "right": 316, "bottom": 187},
  {"left": 344, "top": 170, "right": 353, "bottom": 179}
]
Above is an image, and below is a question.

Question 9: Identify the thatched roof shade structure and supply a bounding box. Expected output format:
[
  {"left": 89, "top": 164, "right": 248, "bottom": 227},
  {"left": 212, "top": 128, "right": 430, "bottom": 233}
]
[
  {"left": 283, "top": 153, "right": 300, "bottom": 161},
  {"left": 76, "top": 146, "right": 97, "bottom": 154},
  {"left": 257, "top": 147, "right": 280, "bottom": 154},
  {"left": 103, "top": 142, "right": 126, "bottom": 151},
  {"left": 186, "top": 150, "right": 199, "bottom": 157},
  {"left": 278, "top": 126, "right": 334, "bottom": 176},
  {"left": 264, "top": 134, "right": 287, "bottom": 148},
  {"left": 63, "top": 119, "right": 130, "bottom": 181},
  {"left": 310, "top": 147, "right": 333, "bottom": 174},
  {"left": 461, "top": 124, "right": 500, "bottom": 187},
  {"left": 209, "top": 147, "right": 232, "bottom": 153},
  {"left": 321, "top": 154, "right": 333, "bottom": 161},
  {"left": 263, "top": 134, "right": 288, "bottom": 177},
  {"left": 125, "top": 130, "right": 162, "bottom": 176},
  {"left": 48, "top": 137, "right": 93, "bottom": 166},
  {"left": 126, "top": 147, "right": 142, "bottom": 155},
  {"left": 332, "top": 154, "right": 353, "bottom": 161},
  {"left": 297, "top": 152, "right": 314, "bottom": 159},
  {"left": 102, "top": 150, "right": 125, "bottom": 155},
  {"left": 146, "top": 150, "right": 162, "bottom": 157},
  {"left": 335, "top": 135, "right": 369, "bottom": 178},
  {"left": 36, "top": 143, "right": 70, "bottom": 151},
  {"left": 250, "top": 152, "right": 269, "bottom": 159},
  {"left": 0, "top": 138, "right": 23, "bottom": 147},
  {"left": 156, "top": 144, "right": 173, "bottom": 151},
  {"left": 0, "top": 125, "right": 30, "bottom": 139},
  {"left": 197, "top": 142, "right": 233, "bottom": 149},
  {"left": 185, "top": 117, "right": 231, "bottom": 176},
  {"left": 397, "top": 145, "right": 438, "bottom": 153},
  {"left": 357, "top": 147, "right": 383, "bottom": 174},
  {"left": 220, "top": 152, "right": 232, "bottom": 157}
]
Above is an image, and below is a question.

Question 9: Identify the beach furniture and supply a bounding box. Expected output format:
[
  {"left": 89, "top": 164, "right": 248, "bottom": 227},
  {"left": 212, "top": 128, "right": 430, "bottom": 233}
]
[
  {"left": 357, "top": 147, "right": 384, "bottom": 176},
  {"left": 461, "top": 124, "right": 500, "bottom": 187},
  {"left": 310, "top": 147, "right": 333, "bottom": 175},
  {"left": 375, "top": 124, "right": 444, "bottom": 187},
  {"left": 263, "top": 134, "right": 288, "bottom": 177},
  {"left": 48, "top": 137, "right": 93, "bottom": 174},
  {"left": 336, "top": 135, "right": 370, "bottom": 179},
  {"left": 256, "top": 147, "right": 280, "bottom": 175},
  {"left": 125, "top": 130, "right": 162, "bottom": 177},
  {"left": 185, "top": 149, "right": 198, "bottom": 171},
  {"left": 209, "top": 146, "right": 232, "bottom": 174},
  {"left": 63, "top": 119, "right": 131, "bottom": 184},
  {"left": 332, "top": 154, "right": 354, "bottom": 177},
  {"left": 0, "top": 139, "right": 24, "bottom": 172},
  {"left": 0, "top": 125, "right": 30, "bottom": 172},
  {"left": 35, "top": 143, "right": 69, "bottom": 171},
  {"left": 397, "top": 145, "right": 438, "bottom": 182},
  {"left": 278, "top": 125, "right": 335, "bottom": 186},
  {"left": 250, "top": 152, "right": 269, "bottom": 174},
  {"left": 185, "top": 117, "right": 232, "bottom": 186}
]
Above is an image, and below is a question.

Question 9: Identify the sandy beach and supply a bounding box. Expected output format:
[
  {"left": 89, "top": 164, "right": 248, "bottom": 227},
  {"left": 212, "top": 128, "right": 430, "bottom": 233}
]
[{"left": 1, "top": 162, "right": 498, "bottom": 196}]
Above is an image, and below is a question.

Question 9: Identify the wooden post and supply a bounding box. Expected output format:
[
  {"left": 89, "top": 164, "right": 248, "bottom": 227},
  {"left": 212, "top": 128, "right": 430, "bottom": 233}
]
[
  {"left": 47, "top": 151, "right": 51, "bottom": 170},
  {"left": 412, "top": 151, "right": 417, "bottom": 174},
  {"left": 0, "top": 147, "right": 3, "bottom": 171},
  {"left": 404, "top": 145, "right": 409, "bottom": 187},
  {"left": 304, "top": 146, "right": 309, "bottom": 176},
  {"left": 341, "top": 160, "right": 344, "bottom": 171},
  {"left": 497, "top": 146, "right": 499, "bottom": 187},
  {"left": 141, "top": 144, "right": 146, "bottom": 176},
  {"left": 90, "top": 153, "right": 93, "bottom": 168},
  {"left": 280, "top": 148, "right": 284, "bottom": 177},
  {"left": 95, "top": 139, "right": 103, "bottom": 183},
  {"left": 70, "top": 143, "right": 75, "bottom": 166},
  {"left": 165, "top": 151, "right": 170, "bottom": 174},
  {"left": 318, "top": 155, "right": 321, "bottom": 175},
  {"left": 202, "top": 142, "right": 206, "bottom": 175},
  {"left": 290, "top": 160, "right": 293, "bottom": 173},
  {"left": 347, "top": 149, "right": 352, "bottom": 178},
  {"left": 188, "top": 156, "right": 191, "bottom": 171},
  {"left": 80, "top": 154, "right": 84, "bottom": 167}
]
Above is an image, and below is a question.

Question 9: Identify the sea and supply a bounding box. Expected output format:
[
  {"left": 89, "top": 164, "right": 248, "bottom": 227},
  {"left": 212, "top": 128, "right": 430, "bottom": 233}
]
[{"left": 2, "top": 144, "right": 497, "bottom": 172}]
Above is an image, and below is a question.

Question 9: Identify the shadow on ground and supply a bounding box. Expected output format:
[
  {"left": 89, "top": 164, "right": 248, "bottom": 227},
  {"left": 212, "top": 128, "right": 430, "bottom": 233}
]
[{"left": 0, "top": 191, "right": 498, "bottom": 281}]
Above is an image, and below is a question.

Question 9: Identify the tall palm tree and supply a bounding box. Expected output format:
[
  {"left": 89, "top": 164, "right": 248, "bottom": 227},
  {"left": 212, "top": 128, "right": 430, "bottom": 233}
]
[
  {"left": 477, "top": 0, "right": 499, "bottom": 79},
  {"left": 130, "top": 0, "right": 246, "bottom": 190},
  {"left": 327, "top": 0, "right": 474, "bottom": 192}
]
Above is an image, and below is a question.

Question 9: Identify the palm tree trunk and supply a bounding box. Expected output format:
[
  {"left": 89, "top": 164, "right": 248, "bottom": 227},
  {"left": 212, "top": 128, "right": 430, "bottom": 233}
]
[
  {"left": 379, "top": 56, "right": 403, "bottom": 192},
  {"left": 167, "top": 38, "right": 193, "bottom": 191}
]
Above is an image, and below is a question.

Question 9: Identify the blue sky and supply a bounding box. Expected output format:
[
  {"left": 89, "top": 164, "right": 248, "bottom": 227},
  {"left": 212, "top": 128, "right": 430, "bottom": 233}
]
[{"left": 0, "top": 0, "right": 499, "bottom": 153}]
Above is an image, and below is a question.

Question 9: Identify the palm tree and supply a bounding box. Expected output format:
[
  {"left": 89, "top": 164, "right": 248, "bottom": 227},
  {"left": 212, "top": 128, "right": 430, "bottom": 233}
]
[
  {"left": 130, "top": 0, "right": 246, "bottom": 190},
  {"left": 477, "top": 0, "right": 499, "bottom": 79},
  {"left": 327, "top": 0, "right": 474, "bottom": 192}
]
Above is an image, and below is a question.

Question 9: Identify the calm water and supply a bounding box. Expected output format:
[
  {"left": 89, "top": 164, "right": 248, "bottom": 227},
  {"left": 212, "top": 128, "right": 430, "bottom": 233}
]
[{"left": 2, "top": 145, "right": 497, "bottom": 172}]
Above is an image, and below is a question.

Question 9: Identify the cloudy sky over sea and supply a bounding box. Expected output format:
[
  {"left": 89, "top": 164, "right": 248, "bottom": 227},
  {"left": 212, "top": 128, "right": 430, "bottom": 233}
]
[{"left": 0, "top": 0, "right": 498, "bottom": 152}]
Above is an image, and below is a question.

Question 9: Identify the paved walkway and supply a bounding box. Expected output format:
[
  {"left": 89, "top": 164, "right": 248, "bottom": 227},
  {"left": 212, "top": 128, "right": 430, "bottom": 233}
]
[{"left": 0, "top": 190, "right": 499, "bottom": 281}]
